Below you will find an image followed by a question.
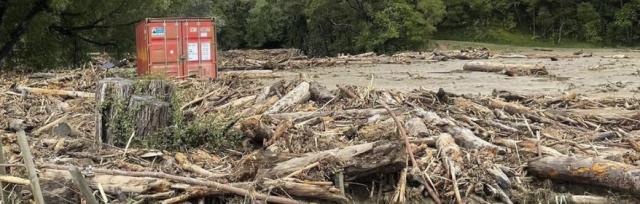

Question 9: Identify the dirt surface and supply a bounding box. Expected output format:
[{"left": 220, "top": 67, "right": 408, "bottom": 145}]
[{"left": 275, "top": 48, "right": 640, "bottom": 99}]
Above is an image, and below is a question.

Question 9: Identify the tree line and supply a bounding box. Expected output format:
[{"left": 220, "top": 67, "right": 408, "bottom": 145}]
[{"left": 0, "top": 0, "right": 639, "bottom": 69}]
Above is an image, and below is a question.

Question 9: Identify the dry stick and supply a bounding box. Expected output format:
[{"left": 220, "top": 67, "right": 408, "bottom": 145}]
[
  {"left": 379, "top": 100, "right": 442, "bottom": 204},
  {"left": 42, "top": 164, "right": 303, "bottom": 204},
  {"left": 180, "top": 89, "right": 219, "bottom": 110},
  {"left": 15, "top": 86, "right": 95, "bottom": 98},
  {"left": 69, "top": 166, "right": 99, "bottom": 204},
  {"left": 448, "top": 159, "right": 463, "bottom": 204},
  {"left": 0, "top": 140, "right": 10, "bottom": 204},
  {"left": 33, "top": 115, "right": 68, "bottom": 135},
  {"left": 0, "top": 175, "right": 29, "bottom": 185},
  {"left": 16, "top": 130, "right": 45, "bottom": 204},
  {"left": 284, "top": 162, "right": 320, "bottom": 179}
]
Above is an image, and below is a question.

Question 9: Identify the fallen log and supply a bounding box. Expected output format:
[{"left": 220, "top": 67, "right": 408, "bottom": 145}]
[
  {"left": 268, "top": 108, "right": 389, "bottom": 123},
  {"left": 405, "top": 118, "right": 430, "bottom": 137},
  {"left": 263, "top": 179, "right": 348, "bottom": 203},
  {"left": 463, "top": 61, "right": 548, "bottom": 76},
  {"left": 175, "top": 153, "right": 229, "bottom": 178},
  {"left": 265, "top": 82, "right": 311, "bottom": 114},
  {"left": 528, "top": 156, "right": 640, "bottom": 193},
  {"left": 213, "top": 95, "right": 257, "bottom": 111},
  {"left": 260, "top": 141, "right": 405, "bottom": 180},
  {"left": 421, "top": 110, "right": 503, "bottom": 151},
  {"left": 494, "top": 138, "right": 564, "bottom": 156},
  {"left": 41, "top": 164, "right": 304, "bottom": 204},
  {"left": 40, "top": 169, "right": 171, "bottom": 194},
  {"left": 13, "top": 85, "right": 95, "bottom": 98}
]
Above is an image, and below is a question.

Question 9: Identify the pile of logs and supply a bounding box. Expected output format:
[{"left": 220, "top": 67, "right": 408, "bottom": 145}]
[
  {"left": 218, "top": 48, "right": 494, "bottom": 71},
  {"left": 1, "top": 65, "right": 640, "bottom": 204}
]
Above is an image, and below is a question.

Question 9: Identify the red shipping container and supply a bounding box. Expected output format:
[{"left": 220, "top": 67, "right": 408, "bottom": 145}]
[{"left": 135, "top": 18, "right": 217, "bottom": 79}]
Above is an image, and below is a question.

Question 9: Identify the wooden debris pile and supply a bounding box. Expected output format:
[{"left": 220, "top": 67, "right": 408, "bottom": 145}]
[
  {"left": 218, "top": 48, "right": 494, "bottom": 71},
  {"left": 1, "top": 68, "right": 639, "bottom": 204}
]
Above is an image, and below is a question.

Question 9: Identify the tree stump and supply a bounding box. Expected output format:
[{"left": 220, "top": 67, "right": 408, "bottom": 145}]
[
  {"left": 96, "top": 78, "right": 174, "bottom": 147},
  {"left": 128, "top": 95, "right": 171, "bottom": 142},
  {"left": 95, "top": 78, "right": 134, "bottom": 145}
]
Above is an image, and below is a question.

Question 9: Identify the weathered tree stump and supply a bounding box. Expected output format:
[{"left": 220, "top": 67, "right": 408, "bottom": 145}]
[
  {"left": 95, "top": 78, "right": 134, "bottom": 145},
  {"left": 128, "top": 95, "right": 171, "bottom": 141},
  {"left": 96, "top": 78, "right": 175, "bottom": 147}
]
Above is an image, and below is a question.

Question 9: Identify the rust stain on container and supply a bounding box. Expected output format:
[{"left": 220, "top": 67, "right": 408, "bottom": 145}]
[{"left": 136, "top": 18, "right": 217, "bottom": 79}]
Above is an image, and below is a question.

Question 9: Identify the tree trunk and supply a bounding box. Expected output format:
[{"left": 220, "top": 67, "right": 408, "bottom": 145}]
[
  {"left": 260, "top": 141, "right": 405, "bottom": 180},
  {"left": 128, "top": 95, "right": 171, "bottom": 141},
  {"left": 528, "top": 156, "right": 640, "bottom": 193},
  {"left": 463, "top": 61, "right": 548, "bottom": 76},
  {"left": 265, "top": 82, "right": 311, "bottom": 114},
  {"left": 95, "top": 78, "right": 135, "bottom": 145},
  {"left": 0, "top": 0, "right": 48, "bottom": 64}
]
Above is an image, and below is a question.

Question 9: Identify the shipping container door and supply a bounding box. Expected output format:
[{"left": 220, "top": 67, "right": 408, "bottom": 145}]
[
  {"left": 147, "top": 21, "right": 182, "bottom": 76},
  {"left": 181, "top": 20, "right": 216, "bottom": 79}
]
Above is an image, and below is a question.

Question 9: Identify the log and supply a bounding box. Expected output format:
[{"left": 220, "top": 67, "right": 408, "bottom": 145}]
[
  {"left": 260, "top": 141, "right": 405, "bottom": 180},
  {"left": 265, "top": 82, "right": 311, "bottom": 114},
  {"left": 528, "top": 156, "right": 640, "bottom": 193},
  {"left": 268, "top": 108, "right": 389, "bottom": 123},
  {"left": 263, "top": 180, "right": 348, "bottom": 203},
  {"left": 255, "top": 80, "right": 285, "bottom": 102},
  {"left": 40, "top": 169, "right": 171, "bottom": 194},
  {"left": 13, "top": 85, "right": 94, "bottom": 98},
  {"left": 41, "top": 164, "right": 303, "bottom": 204},
  {"left": 95, "top": 78, "right": 135, "bottom": 145},
  {"left": 213, "top": 95, "right": 257, "bottom": 111},
  {"left": 309, "top": 81, "right": 335, "bottom": 102},
  {"left": 494, "top": 138, "right": 564, "bottom": 156},
  {"left": 69, "top": 167, "right": 99, "bottom": 204},
  {"left": 180, "top": 89, "right": 220, "bottom": 110},
  {"left": 422, "top": 111, "right": 503, "bottom": 151},
  {"left": 405, "top": 117, "right": 430, "bottom": 137},
  {"left": 463, "top": 61, "right": 548, "bottom": 76},
  {"left": 238, "top": 95, "right": 279, "bottom": 117},
  {"left": 16, "top": 130, "right": 45, "bottom": 204},
  {"left": 127, "top": 95, "right": 171, "bottom": 142},
  {"left": 0, "top": 175, "right": 29, "bottom": 185},
  {"left": 174, "top": 153, "right": 228, "bottom": 178},
  {"left": 436, "top": 133, "right": 462, "bottom": 164}
]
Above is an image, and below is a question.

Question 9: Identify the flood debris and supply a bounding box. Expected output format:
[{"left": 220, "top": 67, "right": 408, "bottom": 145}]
[{"left": 0, "top": 50, "right": 639, "bottom": 203}]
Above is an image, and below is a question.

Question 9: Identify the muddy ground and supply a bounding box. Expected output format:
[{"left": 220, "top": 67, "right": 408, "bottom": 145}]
[{"left": 272, "top": 48, "right": 640, "bottom": 99}]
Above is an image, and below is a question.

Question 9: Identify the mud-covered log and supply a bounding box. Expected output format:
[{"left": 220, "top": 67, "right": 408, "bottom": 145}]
[
  {"left": 463, "top": 61, "right": 548, "bottom": 76},
  {"left": 268, "top": 108, "right": 389, "bottom": 123},
  {"left": 528, "top": 156, "right": 640, "bottom": 193},
  {"left": 128, "top": 95, "right": 171, "bottom": 140},
  {"left": 265, "top": 82, "right": 311, "bottom": 114},
  {"left": 309, "top": 81, "right": 335, "bottom": 102},
  {"left": 95, "top": 78, "right": 135, "bottom": 145}
]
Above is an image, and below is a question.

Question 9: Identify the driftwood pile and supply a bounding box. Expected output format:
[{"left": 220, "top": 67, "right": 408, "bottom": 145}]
[
  {"left": 1, "top": 64, "right": 640, "bottom": 204},
  {"left": 218, "top": 48, "right": 493, "bottom": 71}
]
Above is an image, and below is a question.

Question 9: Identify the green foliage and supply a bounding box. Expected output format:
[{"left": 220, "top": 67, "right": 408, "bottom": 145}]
[{"left": 4, "top": 0, "right": 640, "bottom": 69}]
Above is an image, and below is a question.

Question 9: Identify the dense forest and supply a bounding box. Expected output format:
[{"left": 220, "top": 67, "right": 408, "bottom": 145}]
[{"left": 0, "top": 0, "right": 639, "bottom": 68}]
